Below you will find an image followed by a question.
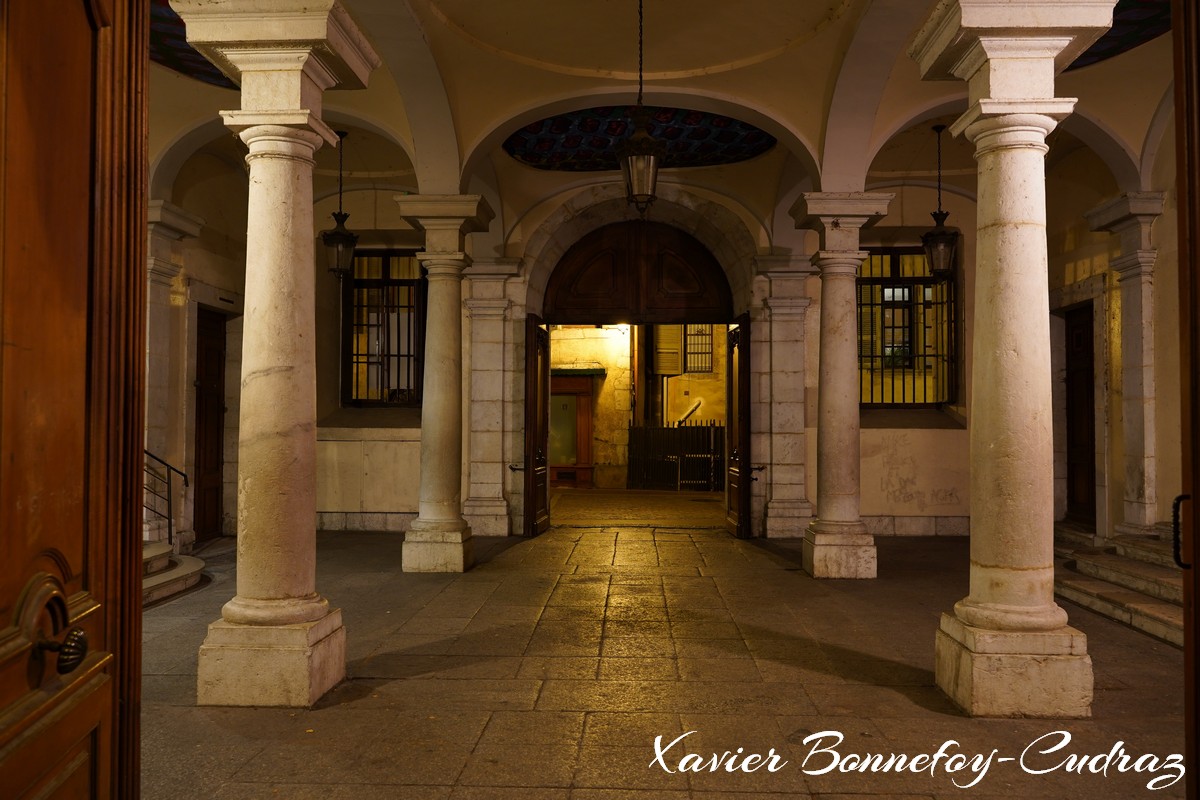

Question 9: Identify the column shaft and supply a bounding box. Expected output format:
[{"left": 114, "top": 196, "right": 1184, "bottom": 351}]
[
  {"left": 1116, "top": 259, "right": 1158, "bottom": 528},
  {"left": 814, "top": 255, "right": 866, "bottom": 527},
  {"left": 958, "top": 116, "right": 1064, "bottom": 629},
  {"left": 404, "top": 256, "right": 474, "bottom": 572},
  {"left": 225, "top": 125, "right": 328, "bottom": 622},
  {"left": 416, "top": 260, "right": 468, "bottom": 526}
]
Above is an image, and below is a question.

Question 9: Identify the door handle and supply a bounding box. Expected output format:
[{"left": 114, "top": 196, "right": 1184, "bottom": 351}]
[
  {"left": 37, "top": 627, "right": 89, "bottom": 674},
  {"left": 1172, "top": 494, "right": 1191, "bottom": 569}
]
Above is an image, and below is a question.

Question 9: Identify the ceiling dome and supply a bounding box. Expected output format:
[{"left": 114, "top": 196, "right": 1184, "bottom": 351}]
[{"left": 503, "top": 105, "right": 776, "bottom": 171}]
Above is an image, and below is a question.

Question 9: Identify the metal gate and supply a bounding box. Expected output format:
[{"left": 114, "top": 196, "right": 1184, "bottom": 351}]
[{"left": 628, "top": 421, "right": 725, "bottom": 491}]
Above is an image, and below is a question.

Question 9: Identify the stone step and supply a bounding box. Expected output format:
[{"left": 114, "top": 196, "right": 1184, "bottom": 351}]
[
  {"left": 143, "top": 541, "right": 173, "bottom": 576},
  {"left": 1113, "top": 534, "right": 1178, "bottom": 569},
  {"left": 1055, "top": 570, "right": 1183, "bottom": 647},
  {"left": 1056, "top": 522, "right": 1094, "bottom": 554},
  {"left": 1070, "top": 550, "right": 1183, "bottom": 604},
  {"left": 143, "top": 555, "right": 205, "bottom": 607}
]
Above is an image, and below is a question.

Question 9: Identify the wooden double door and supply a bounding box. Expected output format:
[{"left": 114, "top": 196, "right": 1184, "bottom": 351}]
[{"left": 0, "top": 2, "right": 146, "bottom": 796}]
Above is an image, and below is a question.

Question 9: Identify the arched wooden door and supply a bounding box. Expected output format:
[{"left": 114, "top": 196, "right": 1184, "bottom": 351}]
[{"left": 544, "top": 221, "right": 733, "bottom": 325}]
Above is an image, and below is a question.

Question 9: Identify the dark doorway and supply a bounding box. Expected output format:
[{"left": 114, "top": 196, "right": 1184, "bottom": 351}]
[
  {"left": 1064, "top": 303, "right": 1096, "bottom": 524},
  {"left": 194, "top": 307, "right": 227, "bottom": 542},
  {"left": 530, "top": 221, "right": 741, "bottom": 534}
]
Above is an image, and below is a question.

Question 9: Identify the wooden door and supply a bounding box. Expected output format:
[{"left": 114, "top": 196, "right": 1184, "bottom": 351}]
[
  {"left": 524, "top": 315, "right": 551, "bottom": 536},
  {"left": 1170, "top": 0, "right": 1198, "bottom": 787},
  {"left": 0, "top": 1, "right": 146, "bottom": 797},
  {"left": 725, "top": 315, "right": 752, "bottom": 538},
  {"left": 1064, "top": 304, "right": 1096, "bottom": 524},
  {"left": 194, "top": 308, "right": 227, "bottom": 541}
]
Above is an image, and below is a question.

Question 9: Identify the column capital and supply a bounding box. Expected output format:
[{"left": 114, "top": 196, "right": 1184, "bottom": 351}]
[
  {"left": 811, "top": 250, "right": 868, "bottom": 279},
  {"left": 148, "top": 199, "right": 204, "bottom": 242},
  {"left": 465, "top": 297, "right": 511, "bottom": 319},
  {"left": 417, "top": 252, "right": 471, "bottom": 279},
  {"left": 1111, "top": 250, "right": 1158, "bottom": 282},
  {"left": 764, "top": 295, "right": 811, "bottom": 319},
  {"left": 170, "top": 0, "right": 381, "bottom": 89},
  {"left": 790, "top": 193, "right": 893, "bottom": 252},
  {"left": 147, "top": 199, "right": 204, "bottom": 266},
  {"left": 465, "top": 257, "right": 521, "bottom": 278},
  {"left": 1086, "top": 191, "right": 1165, "bottom": 253},
  {"left": 909, "top": 0, "right": 1115, "bottom": 86},
  {"left": 755, "top": 254, "right": 816, "bottom": 277},
  {"left": 951, "top": 103, "right": 1075, "bottom": 153},
  {"left": 396, "top": 194, "right": 495, "bottom": 254},
  {"left": 172, "top": 1, "right": 381, "bottom": 148}
]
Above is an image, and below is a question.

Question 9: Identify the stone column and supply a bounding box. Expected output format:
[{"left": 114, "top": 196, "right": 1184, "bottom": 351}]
[
  {"left": 173, "top": 0, "right": 380, "bottom": 708},
  {"left": 396, "top": 196, "right": 495, "bottom": 572},
  {"left": 1086, "top": 193, "right": 1165, "bottom": 534},
  {"left": 791, "top": 194, "right": 892, "bottom": 577},
  {"left": 145, "top": 201, "right": 203, "bottom": 544},
  {"left": 463, "top": 261, "right": 520, "bottom": 536},
  {"left": 759, "top": 259, "right": 815, "bottom": 538},
  {"left": 911, "top": 0, "right": 1112, "bottom": 717}
]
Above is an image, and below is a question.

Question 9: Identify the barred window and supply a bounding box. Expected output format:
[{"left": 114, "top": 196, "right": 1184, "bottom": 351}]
[
  {"left": 342, "top": 251, "right": 425, "bottom": 406},
  {"left": 684, "top": 324, "right": 713, "bottom": 373},
  {"left": 857, "top": 248, "right": 955, "bottom": 406}
]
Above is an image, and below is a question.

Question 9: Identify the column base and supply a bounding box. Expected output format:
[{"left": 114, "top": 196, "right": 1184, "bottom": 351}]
[
  {"left": 765, "top": 499, "right": 813, "bottom": 539},
  {"left": 403, "top": 519, "right": 474, "bottom": 572},
  {"left": 934, "top": 612, "right": 1092, "bottom": 718},
  {"left": 464, "top": 497, "right": 511, "bottom": 536},
  {"left": 803, "top": 521, "right": 876, "bottom": 578},
  {"left": 197, "top": 608, "right": 345, "bottom": 707}
]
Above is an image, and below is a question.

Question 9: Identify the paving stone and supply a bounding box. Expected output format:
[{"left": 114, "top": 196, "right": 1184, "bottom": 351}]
[{"left": 142, "top": 519, "right": 1185, "bottom": 800}]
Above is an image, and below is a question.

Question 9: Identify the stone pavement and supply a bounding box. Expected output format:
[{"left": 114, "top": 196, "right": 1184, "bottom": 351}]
[{"left": 142, "top": 494, "right": 1185, "bottom": 799}]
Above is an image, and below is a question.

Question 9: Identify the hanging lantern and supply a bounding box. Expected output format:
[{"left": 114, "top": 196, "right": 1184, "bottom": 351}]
[
  {"left": 618, "top": 0, "right": 666, "bottom": 215},
  {"left": 321, "top": 130, "right": 358, "bottom": 278},
  {"left": 922, "top": 123, "right": 958, "bottom": 275}
]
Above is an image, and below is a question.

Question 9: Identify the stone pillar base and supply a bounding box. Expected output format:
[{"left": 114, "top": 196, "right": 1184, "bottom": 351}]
[
  {"left": 464, "top": 498, "right": 511, "bottom": 537},
  {"left": 403, "top": 524, "right": 474, "bottom": 572},
  {"left": 197, "top": 609, "right": 345, "bottom": 707},
  {"left": 934, "top": 612, "right": 1092, "bottom": 718},
  {"left": 803, "top": 522, "right": 876, "bottom": 578},
  {"left": 765, "top": 500, "right": 813, "bottom": 539}
]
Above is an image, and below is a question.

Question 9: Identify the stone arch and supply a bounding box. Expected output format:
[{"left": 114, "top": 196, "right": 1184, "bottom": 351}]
[
  {"left": 1140, "top": 83, "right": 1174, "bottom": 190},
  {"left": 822, "top": 0, "right": 938, "bottom": 191},
  {"left": 1058, "top": 112, "right": 1141, "bottom": 193},
  {"left": 521, "top": 184, "right": 759, "bottom": 318}
]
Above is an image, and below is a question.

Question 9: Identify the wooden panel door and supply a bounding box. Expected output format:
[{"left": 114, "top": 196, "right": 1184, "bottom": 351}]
[
  {"left": 1170, "top": 0, "right": 1198, "bottom": 788},
  {"left": 194, "top": 308, "right": 227, "bottom": 541},
  {"left": 0, "top": 1, "right": 146, "bottom": 797},
  {"left": 524, "top": 315, "right": 551, "bottom": 536},
  {"left": 725, "top": 315, "right": 752, "bottom": 538},
  {"left": 1064, "top": 304, "right": 1096, "bottom": 524}
]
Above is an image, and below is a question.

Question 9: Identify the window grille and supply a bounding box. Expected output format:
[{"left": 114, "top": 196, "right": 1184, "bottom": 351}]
[
  {"left": 684, "top": 324, "right": 713, "bottom": 373},
  {"left": 857, "top": 248, "right": 955, "bottom": 406},
  {"left": 342, "top": 251, "right": 426, "bottom": 406}
]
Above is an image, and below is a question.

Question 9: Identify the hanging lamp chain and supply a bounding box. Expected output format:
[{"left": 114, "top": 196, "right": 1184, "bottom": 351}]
[
  {"left": 337, "top": 130, "right": 347, "bottom": 215},
  {"left": 637, "top": 0, "right": 644, "bottom": 107},
  {"left": 934, "top": 123, "right": 945, "bottom": 215}
]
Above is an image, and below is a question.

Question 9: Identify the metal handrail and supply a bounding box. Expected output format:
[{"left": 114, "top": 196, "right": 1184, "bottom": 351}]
[{"left": 143, "top": 450, "right": 189, "bottom": 546}]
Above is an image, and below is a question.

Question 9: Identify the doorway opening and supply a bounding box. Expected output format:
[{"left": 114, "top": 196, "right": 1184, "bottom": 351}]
[
  {"left": 1063, "top": 302, "right": 1097, "bottom": 525},
  {"left": 525, "top": 221, "right": 752, "bottom": 537}
]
